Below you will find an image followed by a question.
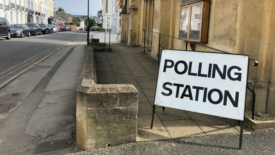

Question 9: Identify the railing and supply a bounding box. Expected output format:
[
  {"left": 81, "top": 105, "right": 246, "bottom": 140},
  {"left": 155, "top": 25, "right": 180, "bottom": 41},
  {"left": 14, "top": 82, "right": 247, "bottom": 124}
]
[
  {"left": 120, "top": 30, "right": 131, "bottom": 45},
  {"left": 142, "top": 29, "right": 258, "bottom": 120}
]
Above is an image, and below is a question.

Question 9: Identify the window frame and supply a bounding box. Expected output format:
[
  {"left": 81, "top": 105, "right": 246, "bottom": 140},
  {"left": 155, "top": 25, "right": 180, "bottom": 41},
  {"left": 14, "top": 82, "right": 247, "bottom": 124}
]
[{"left": 179, "top": 1, "right": 210, "bottom": 43}]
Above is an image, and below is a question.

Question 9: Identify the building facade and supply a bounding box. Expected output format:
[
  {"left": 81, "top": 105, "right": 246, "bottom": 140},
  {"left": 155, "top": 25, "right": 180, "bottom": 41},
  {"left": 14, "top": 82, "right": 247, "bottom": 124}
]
[
  {"left": 0, "top": 0, "right": 53, "bottom": 24},
  {"left": 102, "top": 0, "right": 112, "bottom": 29},
  {"left": 97, "top": 10, "right": 102, "bottom": 27},
  {"left": 111, "top": 0, "right": 122, "bottom": 33},
  {"left": 120, "top": 0, "right": 275, "bottom": 117},
  {"left": 73, "top": 15, "right": 86, "bottom": 29},
  {"left": 46, "top": 0, "right": 53, "bottom": 23}
]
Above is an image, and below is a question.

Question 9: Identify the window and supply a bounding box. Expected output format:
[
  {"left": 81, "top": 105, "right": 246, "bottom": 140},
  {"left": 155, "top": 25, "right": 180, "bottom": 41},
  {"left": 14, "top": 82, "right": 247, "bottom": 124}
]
[
  {"left": 179, "top": 1, "right": 210, "bottom": 43},
  {"left": 11, "top": 12, "right": 13, "bottom": 24},
  {"left": 106, "top": 0, "right": 108, "bottom": 13},
  {"left": 0, "top": 19, "right": 4, "bottom": 25}
]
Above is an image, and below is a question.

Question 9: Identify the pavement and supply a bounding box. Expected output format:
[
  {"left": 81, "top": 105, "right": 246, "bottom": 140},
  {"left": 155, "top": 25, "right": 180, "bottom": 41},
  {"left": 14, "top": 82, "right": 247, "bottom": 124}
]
[
  {"left": 94, "top": 44, "right": 253, "bottom": 141},
  {"left": 0, "top": 31, "right": 275, "bottom": 154}
]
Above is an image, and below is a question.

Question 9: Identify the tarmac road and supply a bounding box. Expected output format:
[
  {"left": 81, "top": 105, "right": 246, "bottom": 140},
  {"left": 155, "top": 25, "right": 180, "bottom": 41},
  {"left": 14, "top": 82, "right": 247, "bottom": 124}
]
[{"left": 0, "top": 30, "right": 85, "bottom": 88}]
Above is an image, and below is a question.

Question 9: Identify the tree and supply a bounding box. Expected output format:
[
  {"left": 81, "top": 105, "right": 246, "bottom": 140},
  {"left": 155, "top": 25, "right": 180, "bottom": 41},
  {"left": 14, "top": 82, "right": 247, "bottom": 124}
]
[
  {"left": 58, "top": 7, "right": 63, "bottom": 11},
  {"left": 64, "top": 21, "right": 69, "bottom": 25},
  {"left": 72, "top": 16, "right": 79, "bottom": 26},
  {"left": 84, "top": 17, "right": 95, "bottom": 28}
]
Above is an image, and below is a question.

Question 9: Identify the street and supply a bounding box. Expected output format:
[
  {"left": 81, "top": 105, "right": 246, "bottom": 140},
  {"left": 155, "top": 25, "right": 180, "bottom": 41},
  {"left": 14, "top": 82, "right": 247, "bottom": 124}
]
[
  {"left": 0, "top": 30, "right": 274, "bottom": 154},
  {"left": 0, "top": 30, "right": 87, "bottom": 154},
  {"left": 0, "top": 31, "right": 85, "bottom": 88}
]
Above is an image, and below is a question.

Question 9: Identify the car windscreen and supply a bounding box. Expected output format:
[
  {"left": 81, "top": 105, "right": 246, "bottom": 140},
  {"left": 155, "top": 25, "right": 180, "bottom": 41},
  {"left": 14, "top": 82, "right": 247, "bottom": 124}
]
[
  {"left": 11, "top": 24, "right": 22, "bottom": 28},
  {"left": 39, "top": 24, "right": 46, "bottom": 27},
  {"left": 26, "top": 24, "right": 36, "bottom": 27},
  {"left": 58, "top": 24, "right": 64, "bottom": 26}
]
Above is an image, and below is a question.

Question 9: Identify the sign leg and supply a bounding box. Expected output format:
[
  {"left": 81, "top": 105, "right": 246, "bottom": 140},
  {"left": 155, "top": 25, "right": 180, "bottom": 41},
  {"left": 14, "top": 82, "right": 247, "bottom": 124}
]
[
  {"left": 150, "top": 105, "right": 156, "bottom": 129},
  {"left": 239, "top": 121, "right": 244, "bottom": 149}
]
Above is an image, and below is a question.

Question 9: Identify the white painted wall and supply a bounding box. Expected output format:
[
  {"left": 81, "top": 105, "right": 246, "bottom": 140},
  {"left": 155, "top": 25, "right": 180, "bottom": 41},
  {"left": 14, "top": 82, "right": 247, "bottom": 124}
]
[
  {"left": 111, "top": 0, "right": 120, "bottom": 33},
  {"left": 102, "top": 0, "right": 112, "bottom": 29}
]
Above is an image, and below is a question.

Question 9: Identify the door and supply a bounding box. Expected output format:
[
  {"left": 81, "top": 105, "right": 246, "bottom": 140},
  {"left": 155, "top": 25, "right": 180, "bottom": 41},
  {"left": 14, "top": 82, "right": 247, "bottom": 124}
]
[{"left": 0, "top": 19, "right": 4, "bottom": 35}]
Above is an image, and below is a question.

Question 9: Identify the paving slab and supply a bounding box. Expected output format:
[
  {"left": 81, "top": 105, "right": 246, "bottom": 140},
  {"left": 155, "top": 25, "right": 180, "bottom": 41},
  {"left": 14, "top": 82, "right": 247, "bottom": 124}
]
[
  {"left": 95, "top": 44, "right": 249, "bottom": 143},
  {"left": 199, "top": 125, "right": 239, "bottom": 135},
  {"left": 156, "top": 107, "right": 191, "bottom": 121},
  {"left": 138, "top": 102, "right": 152, "bottom": 115},
  {"left": 137, "top": 114, "right": 171, "bottom": 141},
  {"left": 163, "top": 120, "right": 205, "bottom": 138},
  {"left": 138, "top": 82, "right": 157, "bottom": 89}
]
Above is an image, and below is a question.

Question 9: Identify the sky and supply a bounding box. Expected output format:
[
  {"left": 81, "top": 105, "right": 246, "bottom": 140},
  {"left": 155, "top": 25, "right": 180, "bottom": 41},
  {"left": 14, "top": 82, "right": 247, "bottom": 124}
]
[{"left": 54, "top": 0, "right": 102, "bottom": 16}]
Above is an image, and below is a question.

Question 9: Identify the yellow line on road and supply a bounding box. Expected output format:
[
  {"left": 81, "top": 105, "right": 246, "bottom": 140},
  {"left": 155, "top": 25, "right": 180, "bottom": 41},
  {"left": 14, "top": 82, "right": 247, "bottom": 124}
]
[
  {"left": 0, "top": 46, "right": 60, "bottom": 76},
  {"left": 0, "top": 51, "right": 53, "bottom": 80},
  {"left": 0, "top": 46, "right": 64, "bottom": 89},
  {"left": 0, "top": 33, "right": 82, "bottom": 90}
]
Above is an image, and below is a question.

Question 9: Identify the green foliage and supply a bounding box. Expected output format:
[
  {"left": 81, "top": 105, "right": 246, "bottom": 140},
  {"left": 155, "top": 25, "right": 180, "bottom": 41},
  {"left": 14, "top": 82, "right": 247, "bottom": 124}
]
[
  {"left": 58, "top": 7, "right": 63, "bottom": 11},
  {"left": 64, "top": 21, "right": 69, "bottom": 25},
  {"left": 94, "top": 27, "right": 103, "bottom": 32},
  {"left": 72, "top": 16, "right": 79, "bottom": 26},
  {"left": 84, "top": 17, "right": 95, "bottom": 29}
]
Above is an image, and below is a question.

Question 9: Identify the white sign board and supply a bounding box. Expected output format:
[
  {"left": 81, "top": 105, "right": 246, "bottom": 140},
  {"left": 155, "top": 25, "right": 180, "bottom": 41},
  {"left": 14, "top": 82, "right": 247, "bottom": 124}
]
[{"left": 155, "top": 50, "right": 249, "bottom": 120}]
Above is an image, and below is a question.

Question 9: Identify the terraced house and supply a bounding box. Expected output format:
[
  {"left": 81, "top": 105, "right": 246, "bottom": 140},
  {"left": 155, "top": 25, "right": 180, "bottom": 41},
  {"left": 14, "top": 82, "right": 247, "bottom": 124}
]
[{"left": 0, "top": 0, "right": 54, "bottom": 24}]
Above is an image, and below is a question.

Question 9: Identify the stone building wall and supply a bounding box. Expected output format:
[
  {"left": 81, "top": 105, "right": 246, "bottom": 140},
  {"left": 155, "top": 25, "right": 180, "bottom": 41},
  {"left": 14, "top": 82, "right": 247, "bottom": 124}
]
[{"left": 120, "top": 0, "right": 275, "bottom": 116}]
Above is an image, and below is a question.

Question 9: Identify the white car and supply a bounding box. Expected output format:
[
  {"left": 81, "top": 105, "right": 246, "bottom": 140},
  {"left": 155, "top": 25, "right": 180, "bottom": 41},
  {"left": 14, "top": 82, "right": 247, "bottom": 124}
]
[{"left": 51, "top": 25, "right": 58, "bottom": 33}]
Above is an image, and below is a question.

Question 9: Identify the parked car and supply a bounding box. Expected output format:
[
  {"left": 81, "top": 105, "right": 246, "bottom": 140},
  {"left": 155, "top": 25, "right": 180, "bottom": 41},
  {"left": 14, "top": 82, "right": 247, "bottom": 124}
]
[
  {"left": 51, "top": 25, "right": 58, "bottom": 33},
  {"left": 0, "top": 17, "right": 11, "bottom": 40},
  {"left": 56, "top": 25, "right": 61, "bottom": 32},
  {"left": 39, "top": 24, "right": 50, "bottom": 34},
  {"left": 58, "top": 24, "right": 66, "bottom": 31},
  {"left": 10, "top": 24, "right": 30, "bottom": 38},
  {"left": 79, "top": 27, "right": 83, "bottom": 30},
  {"left": 26, "top": 23, "right": 42, "bottom": 36},
  {"left": 65, "top": 25, "right": 71, "bottom": 31},
  {"left": 90, "top": 26, "right": 99, "bottom": 31},
  {"left": 47, "top": 24, "right": 53, "bottom": 33}
]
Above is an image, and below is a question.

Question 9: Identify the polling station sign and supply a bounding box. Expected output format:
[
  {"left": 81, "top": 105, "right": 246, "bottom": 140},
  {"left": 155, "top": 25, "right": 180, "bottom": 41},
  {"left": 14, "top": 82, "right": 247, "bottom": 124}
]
[{"left": 154, "top": 50, "right": 249, "bottom": 120}]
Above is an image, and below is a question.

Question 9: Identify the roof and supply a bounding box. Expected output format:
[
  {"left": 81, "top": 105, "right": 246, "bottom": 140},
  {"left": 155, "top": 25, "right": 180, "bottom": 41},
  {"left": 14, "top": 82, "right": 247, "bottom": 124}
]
[
  {"left": 72, "top": 15, "right": 87, "bottom": 21},
  {"left": 57, "top": 11, "right": 74, "bottom": 20},
  {"left": 54, "top": 13, "right": 67, "bottom": 21}
]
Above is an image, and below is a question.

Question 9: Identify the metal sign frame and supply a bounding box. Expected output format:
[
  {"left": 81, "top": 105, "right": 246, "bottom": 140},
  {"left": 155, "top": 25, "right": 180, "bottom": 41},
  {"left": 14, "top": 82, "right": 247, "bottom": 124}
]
[{"left": 150, "top": 49, "right": 250, "bottom": 149}]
